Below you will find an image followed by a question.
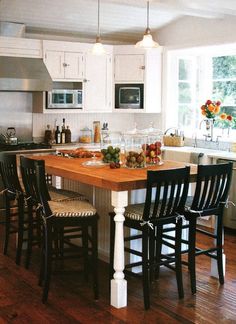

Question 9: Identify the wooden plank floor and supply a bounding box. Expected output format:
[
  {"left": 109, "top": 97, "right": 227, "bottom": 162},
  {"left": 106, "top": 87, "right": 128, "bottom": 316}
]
[{"left": 0, "top": 227, "right": 235, "bottom": 323}]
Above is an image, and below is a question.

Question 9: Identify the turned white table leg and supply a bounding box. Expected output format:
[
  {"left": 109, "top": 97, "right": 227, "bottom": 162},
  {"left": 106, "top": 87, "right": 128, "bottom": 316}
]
[{"left": 110, "top": 190, "right": 128, "bottom": 308}]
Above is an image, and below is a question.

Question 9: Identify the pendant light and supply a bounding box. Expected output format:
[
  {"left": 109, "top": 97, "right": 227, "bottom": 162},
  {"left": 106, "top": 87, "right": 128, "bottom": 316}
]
[
  {"left": 92, "top": 0, "right": 106, "bottom": 55},
  {"left": 135, "top": 1, "right": 159, "bottom": 49}
]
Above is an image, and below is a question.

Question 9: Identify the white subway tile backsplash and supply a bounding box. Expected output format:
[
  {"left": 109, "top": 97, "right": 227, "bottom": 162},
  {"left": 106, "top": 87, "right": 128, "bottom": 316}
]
[{"left": 32, "top": 112, "right": 137, "bottom": 142}]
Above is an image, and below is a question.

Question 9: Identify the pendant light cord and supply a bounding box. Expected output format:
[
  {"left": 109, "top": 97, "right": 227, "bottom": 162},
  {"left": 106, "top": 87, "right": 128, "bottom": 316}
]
[
  {"left": 147, "top": 1, "right": 149, "bottom": 29},
  {"left": 97, "top": 0, "right": 100, "bottom": 37}
]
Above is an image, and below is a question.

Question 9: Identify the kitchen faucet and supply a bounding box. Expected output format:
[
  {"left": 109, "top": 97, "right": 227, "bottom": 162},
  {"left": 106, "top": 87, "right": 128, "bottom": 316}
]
[{"left": 199, "top": 119, "right": 215, "bottom": 142}]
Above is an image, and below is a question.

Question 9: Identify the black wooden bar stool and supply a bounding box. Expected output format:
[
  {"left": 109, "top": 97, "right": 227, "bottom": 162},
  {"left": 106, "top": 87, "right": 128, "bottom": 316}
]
[
  {"left": 183, "top": 162, "right": 233, "bottom": 294},
  {"left": 162, "top": 162, "right": 233, "bottom": 294},
  {"left": 0, "top": 153, "right": 26, "bottom": 265},
  {"left": 22, "top": 157, "right": 99, "bottom": 303},
  {"left": 20, "top": 155, "right": 88, "bottom": 268},
  {"left": 110, "top": 166, "right": 190, "bottom": 310}
]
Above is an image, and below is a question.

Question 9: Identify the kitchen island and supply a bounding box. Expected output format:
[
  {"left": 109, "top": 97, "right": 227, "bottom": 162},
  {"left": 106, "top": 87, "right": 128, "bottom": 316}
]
[{"left": 30, "top": 154, "right": 197, "bottom": 309}]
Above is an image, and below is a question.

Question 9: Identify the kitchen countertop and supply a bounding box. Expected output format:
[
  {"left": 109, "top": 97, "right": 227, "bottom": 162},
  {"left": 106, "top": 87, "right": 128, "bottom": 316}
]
[
  {"left": 52, "top": 144, "right": 236, "bottom": 161},
  {"left": 0, "top": 148, "right": 56, "bottom": 154},
  {"left": 52, "top": 142, "right": 101, "bottom": 150},
  {"left": 163, "top": 145, "right": 236, "bottom": 161}
]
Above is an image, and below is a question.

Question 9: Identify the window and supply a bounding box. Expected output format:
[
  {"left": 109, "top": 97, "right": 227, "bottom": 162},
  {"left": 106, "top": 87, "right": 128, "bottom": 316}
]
[
  {"left": 177, "top": 58, "right": 198, "bottom": 131},
  {"left": 212, "top": 56, "right": 236, "bottom": 129},
  {"left": 167, "top": 46, "right": 236, "bottom": 137}
]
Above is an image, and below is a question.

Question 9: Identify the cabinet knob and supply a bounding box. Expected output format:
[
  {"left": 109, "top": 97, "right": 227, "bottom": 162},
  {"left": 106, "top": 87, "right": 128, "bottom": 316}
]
[
  {"left": 83, "top": 79, "right": 90, "bottom": 83},
  {"left": 63, "top": 62, "right": 68, "bottom": 67},
  {"left": 140, "top": 65, "right": 145, "bottom": 70}
]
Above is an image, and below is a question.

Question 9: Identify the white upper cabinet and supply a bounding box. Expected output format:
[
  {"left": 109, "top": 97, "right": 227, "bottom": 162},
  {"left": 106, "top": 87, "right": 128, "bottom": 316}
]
[
  {"left": 84, "top": 53, "right": 112, "bottom": 112},
  {"left": 34, "top": 40, "right": 113, "bottom": 113},
  {"left": 0, "top": 36, "right": 42, "bottom": 58},
  {"left": 114, "top": 54, "right": 145, "bottom": 83},
  {"left": 43, "top": 40, "right": 87, "bottom": 81},
  {"left": 64, "top": 52, "right": 84, "bottom": 80},
  {"left": 44, "top": 50, "right": 84, "bottom": 81},
  {"left": 113, "top": 45, "right": 163, "bottom": 113},
  {"left": 44, "top": 50, "right": 64, "bottom": 79}
]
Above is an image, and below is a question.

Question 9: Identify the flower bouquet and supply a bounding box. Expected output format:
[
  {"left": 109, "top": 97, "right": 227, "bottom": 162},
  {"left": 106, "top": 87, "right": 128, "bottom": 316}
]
[{"left": 201, "top": 99, "right": 221, "bottom": 119}]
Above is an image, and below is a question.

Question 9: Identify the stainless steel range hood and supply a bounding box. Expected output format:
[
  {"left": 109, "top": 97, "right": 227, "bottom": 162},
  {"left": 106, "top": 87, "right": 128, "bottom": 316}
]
[{"left": 0, "top": 56, "right": 53, "bottom": 92}]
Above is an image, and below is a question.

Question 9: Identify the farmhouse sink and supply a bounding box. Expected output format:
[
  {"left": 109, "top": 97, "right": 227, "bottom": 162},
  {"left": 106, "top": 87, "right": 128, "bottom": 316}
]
[{"left": 162, "top": 146, "right": 219, "bottom": 164}]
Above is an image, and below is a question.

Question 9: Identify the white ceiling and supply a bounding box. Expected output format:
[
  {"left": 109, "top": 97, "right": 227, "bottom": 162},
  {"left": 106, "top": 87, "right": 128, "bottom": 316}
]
[{"left": 1, "top": 0, "right": 236, "bottom": 43}]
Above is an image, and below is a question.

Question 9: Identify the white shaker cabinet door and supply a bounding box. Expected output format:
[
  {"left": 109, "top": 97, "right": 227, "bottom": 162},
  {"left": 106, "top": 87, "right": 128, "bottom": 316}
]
[
  {"left": 44, "top": 50, "right": 64, "bottom": 79},
  {"left": 84, "top": 53, "right": 112, "bottom": 112},
  {"left": 114, "top": 54, "right": 145, "bottom": 82},
  {"left": 64, "top": 52, "right": 84, "bottom": 80}
]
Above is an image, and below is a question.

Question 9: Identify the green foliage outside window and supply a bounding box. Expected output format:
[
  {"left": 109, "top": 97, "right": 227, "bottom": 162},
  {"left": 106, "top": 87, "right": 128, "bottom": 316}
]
[{"left": 212, "top": 56, "right": 236, "bottom": 129}]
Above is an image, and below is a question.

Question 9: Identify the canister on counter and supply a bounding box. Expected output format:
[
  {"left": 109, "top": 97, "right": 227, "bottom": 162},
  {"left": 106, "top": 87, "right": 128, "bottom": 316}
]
[
  {"left": 101, "top": 131, "right": 122, "bottom": 164},
  {"left": 124, "top": 133, "right": 147, "bottom": 168},
  {"left": 141, "top": 123, "right": 163, "bottom": 165},
  {"left": 79, "top": 127, "right": 92, "bottom": 143},
  {"left": 93, "top": 121, "right": 101, "bottom": 143}
]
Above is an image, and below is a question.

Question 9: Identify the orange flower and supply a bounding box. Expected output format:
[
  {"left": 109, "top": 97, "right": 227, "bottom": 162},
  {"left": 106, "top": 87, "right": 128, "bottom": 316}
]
[
  {"left": 208, "top": 104, "right": 215, "bottom": 112},
  {"left": 200, "top": 99, "right": 221, "bottom": 119},
  {"left": 214, "top": 105, "right": 220, "bottom": 114},
  {"left": 220, "top": 113, "right": 227, "bottom": 120}
]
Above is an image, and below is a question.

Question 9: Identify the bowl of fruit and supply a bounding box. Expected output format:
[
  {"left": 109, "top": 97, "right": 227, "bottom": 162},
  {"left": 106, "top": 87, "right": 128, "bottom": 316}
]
[
  {"left": 145, "top": 140, "right": 163, "bottom": 165},
  {"left": 101, "top": 145, "right": 120, "bottom": 164},
  {"left": 125, "top": 150, "right": 146, "bottom": 168},
  {"left": 124, "top": 134, "right": 147, "bottom": 169}
]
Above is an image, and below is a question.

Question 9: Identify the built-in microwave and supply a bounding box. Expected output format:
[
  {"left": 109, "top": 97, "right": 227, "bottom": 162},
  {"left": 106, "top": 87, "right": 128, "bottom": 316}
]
[
  {"left": 115, "top": 84, "right": 144, "bottom": 109},
  {"left": 47, "top": 89, "right": 82, "bottom": 109}
]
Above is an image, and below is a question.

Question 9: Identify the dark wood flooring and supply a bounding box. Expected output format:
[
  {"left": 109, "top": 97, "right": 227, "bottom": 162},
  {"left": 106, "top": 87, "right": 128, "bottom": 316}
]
[{"left": 0, "top": 227, "right": 235, "bottom": 323}]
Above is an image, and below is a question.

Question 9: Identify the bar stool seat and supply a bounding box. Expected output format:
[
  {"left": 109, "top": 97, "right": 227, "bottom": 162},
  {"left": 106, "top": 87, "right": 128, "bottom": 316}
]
[
  {"left": 47, "top": 199, "right": 96, "bottom": 217},
  {"left": 48, "top": 186, "right": 87, "bottom": 202}
]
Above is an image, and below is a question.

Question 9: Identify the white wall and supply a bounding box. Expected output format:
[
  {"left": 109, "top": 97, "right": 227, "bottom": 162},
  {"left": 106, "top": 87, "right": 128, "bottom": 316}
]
[{"left": 157, "top": 16, "right": 236, "bottom": 48}]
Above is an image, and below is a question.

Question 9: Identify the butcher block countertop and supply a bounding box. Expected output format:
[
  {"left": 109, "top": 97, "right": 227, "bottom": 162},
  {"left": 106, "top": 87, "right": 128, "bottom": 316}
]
[{"left": 31, "top": 154, "right": 197, "bottom": 192}]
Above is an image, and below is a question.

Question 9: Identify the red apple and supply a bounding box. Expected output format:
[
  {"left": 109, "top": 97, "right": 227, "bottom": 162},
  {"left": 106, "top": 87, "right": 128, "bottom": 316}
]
[
  {"left": 149, "top": 144, "right": 156, "bottom": 151},
  {"left": 155, "top": 141, "right": 162, "bottom": 148}
]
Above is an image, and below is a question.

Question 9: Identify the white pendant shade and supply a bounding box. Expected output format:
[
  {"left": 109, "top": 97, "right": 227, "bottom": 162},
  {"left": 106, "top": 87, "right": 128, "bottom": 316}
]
[
  {"left": 135, "top": 1, "right": 159, "bottom": 49},
  {"left": 135, "top": 29, "right": 159, "bottom": 49},
  {"left": 92, "top": 0, "right": 106, "bottom": 55},
  {"left": 92, "top": 37, "right": 106, "bottom": 55}
]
